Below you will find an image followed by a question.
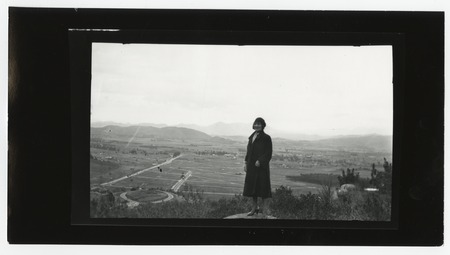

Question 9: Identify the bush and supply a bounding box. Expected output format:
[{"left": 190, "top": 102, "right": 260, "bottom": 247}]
[
  {"left": 178, "top": 184, "right": 205, "bottom": 203},
  {"left": 206, "top": 195, "right": 251, "bottom": 218},
  {"left": 132, "top": 200, "right": 212, "bottom": 218},
  {"left": 296, "top": 192, "right": 322, "bottom": 219},
  {"left": 362, "top": 192, "right": 391, "bottom": 221},
  {"left": 90, "top": 190, "right": 121, "bottom": 218},
  {"left": 270, "top": 186, "right": 303, "bottom": 218},
  {"left": 317, "top": 184, "right": 337, "bottom": 219},
  {"left": 270, "top": 186, "right": 335, "bottom": 220},
  {"left": 333, "top": 190, "right": 366, "bottom": 220}
]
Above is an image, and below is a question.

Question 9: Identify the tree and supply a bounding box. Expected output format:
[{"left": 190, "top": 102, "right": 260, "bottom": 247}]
[
  {"left": 370, "top": 158, "right": 392, "bottom": 194},
  {"left": 337, "top": 168, "right": 360, "bottom": 186}
]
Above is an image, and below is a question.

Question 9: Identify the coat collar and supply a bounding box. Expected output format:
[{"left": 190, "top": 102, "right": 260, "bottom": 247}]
[{"left": 248, "top": 130, "right": 265, "bottom": 140}]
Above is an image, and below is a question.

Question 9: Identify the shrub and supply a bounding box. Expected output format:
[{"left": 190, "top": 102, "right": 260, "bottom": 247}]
[
  {"left": 270, "top": 186, "right": 325, "bottom": 219},
  {"left": 132, "top": 200, "right": 212, "bottom": 218},
  {"left": 270, "top": 186, "right": 302, "bottom": 217},
  {"left": 179, "top": 184, "right": 205, "bottom": 203},
  {"left": 362, "top": 192, "right": 391, "bottom": 221},
  {"left": 296, "top": 192, "right": 322, "bottom": 219},
  {"left": 90, "top": 191, "right": 121, "bottom": 218},
  {"left": 207, "top": 195, "right": 251, "bottom": 218},
  {"left": 333, "top": 190, "right": 366, "bottom": 220}
]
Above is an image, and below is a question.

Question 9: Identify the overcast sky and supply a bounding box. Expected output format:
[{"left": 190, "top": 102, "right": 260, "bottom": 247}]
[{"left": 91, "top": 43, "right": 393, "bottom": 136}]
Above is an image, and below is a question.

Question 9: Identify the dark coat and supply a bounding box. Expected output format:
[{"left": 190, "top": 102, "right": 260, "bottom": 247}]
[{"left": 243, "top": 131, "right": 272, "bottom": 198}]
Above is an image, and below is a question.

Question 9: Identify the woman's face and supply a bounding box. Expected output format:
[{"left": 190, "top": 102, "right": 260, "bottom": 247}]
[{"left": 253, "top": 122, "right": 263, "bottom": 132}]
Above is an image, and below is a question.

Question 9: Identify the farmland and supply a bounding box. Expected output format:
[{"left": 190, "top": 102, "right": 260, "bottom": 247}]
[{"left": 90, "top": 125, "right": 392, "bottom": 206}]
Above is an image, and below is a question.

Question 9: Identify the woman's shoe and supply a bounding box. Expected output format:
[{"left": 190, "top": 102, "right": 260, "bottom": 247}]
[{"left": 247, "top": 208, "right": 257, "bottom": 216}]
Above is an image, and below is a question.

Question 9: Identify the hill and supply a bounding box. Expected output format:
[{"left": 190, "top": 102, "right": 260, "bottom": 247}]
[
  {"left": 177, "top": 122, "right": 325, "bottom": 140},
  {"left": 176, "top": 122, "right": 250, "bottom": 137},
  {"left": 91, "top": 125, "right": 212, "bottom": 140},
  {"left": 91, "top": 124, "right": 392, "bottom": 152},
  {"left": 91, "top": 121, "right": 131, "bottom": 128}
]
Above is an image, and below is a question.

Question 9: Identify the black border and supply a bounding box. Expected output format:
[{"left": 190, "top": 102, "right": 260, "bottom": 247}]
[{"left": 8, "top": 8, "right": 443, "bottom": 245}]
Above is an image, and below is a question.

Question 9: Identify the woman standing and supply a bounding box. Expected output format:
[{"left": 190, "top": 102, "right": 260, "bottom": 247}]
[{"left": 243, "top": 117, "right": 273, "bottom": 216}]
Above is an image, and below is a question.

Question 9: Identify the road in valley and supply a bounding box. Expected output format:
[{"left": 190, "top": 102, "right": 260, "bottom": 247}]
[
  {"left": 171, "top": 170, "right": 192, "bottom": 192},
  {"left": 119, "top": 170, "right": 191, "bottom": 208},
  {"left": 120, "top": 190, "right": 175, "bottom": 208},
  {"left": 100, "top": 154, "right": 183, "bottom": 186},
  {"left": 120, "top": 192, "right": 140, "bottom": 208}
]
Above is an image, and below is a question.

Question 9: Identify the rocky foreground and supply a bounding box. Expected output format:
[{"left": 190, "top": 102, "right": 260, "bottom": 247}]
[{"left": 224, "top": 213, "right": 276, "bottom": 219}]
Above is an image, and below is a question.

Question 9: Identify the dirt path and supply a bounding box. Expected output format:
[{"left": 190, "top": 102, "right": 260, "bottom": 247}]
[
  {"left": 171, "top": 170, "right": 192, "bottom": 192},
  {"left": 120, "top": 192, "right": 140, "bottom": 208},
  {"left": 120, "top": 190, "right": 176, "bottom": 208},
  {"left": 101, "top": 154, "right": 183, "bottom": 186}
]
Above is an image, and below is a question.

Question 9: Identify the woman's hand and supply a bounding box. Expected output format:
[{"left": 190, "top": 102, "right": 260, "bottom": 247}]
[{"left": 255, "top": 160, "right": 260, "bottom": 167}]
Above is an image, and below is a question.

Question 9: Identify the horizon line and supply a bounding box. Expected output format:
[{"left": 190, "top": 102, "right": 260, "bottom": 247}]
[{"left": 90, "top": 120, "right": 393, "bottom": 138}]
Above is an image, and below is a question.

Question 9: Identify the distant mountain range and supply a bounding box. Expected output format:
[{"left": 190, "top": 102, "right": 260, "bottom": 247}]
[
  {"left": 176, "top": 122, "right": 249, "bottom": 137},
  {"left": 91, "top": 123, "right": 392, "bottom": 152},
  {"left": 92, "top": 121, "right": 325, "bottom": 140},
  {"left": 91, "top": 121, "right": 167, "bottom": 128},
  {"left": 91, "top": 125, "right": 211, "bottom": 140}
]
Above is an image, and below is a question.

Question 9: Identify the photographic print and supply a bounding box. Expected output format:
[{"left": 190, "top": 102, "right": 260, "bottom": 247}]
[
  {"left": 89, "top": 43, "right": 393, "bottom": 220},
  {"left": 8, "top": 7, "right": 443, "bottom": 245}
]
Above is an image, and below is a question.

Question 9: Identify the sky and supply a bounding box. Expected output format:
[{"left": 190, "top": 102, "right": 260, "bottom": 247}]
[{"left": 91, "top": 43, "right": 393, "bottom": 136}]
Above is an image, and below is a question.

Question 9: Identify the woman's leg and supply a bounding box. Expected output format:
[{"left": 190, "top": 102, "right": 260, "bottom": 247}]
[
  {"left": 252, "top": 197, "right": 258, "bottom": 210},
  {"left": 247, "top": 197, "right": 258, "bottom": 216}
]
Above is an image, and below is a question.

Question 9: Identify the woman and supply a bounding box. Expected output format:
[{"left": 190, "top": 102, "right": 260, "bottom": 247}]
[{"left": 243, "top": 117, "right": 273, "bottom": 216}]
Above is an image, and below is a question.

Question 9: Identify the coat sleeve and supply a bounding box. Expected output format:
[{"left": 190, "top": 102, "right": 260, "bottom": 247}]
[
  {"left": 244, "top": 139, "right": 250, "bottom": 163},
  {"left": 257, "top": 135, "right": 272, "bottom": 166}
]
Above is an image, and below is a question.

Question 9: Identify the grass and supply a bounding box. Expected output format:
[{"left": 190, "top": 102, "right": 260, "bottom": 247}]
[
  {"left": 91, "top": 185, "right": 391, "bottom": 221},
  {"left": 126, "top": 189, "right": 168, "bottom": 202}
]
